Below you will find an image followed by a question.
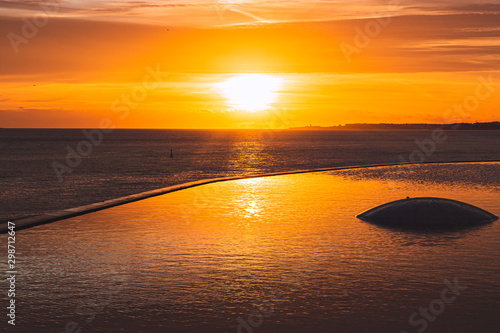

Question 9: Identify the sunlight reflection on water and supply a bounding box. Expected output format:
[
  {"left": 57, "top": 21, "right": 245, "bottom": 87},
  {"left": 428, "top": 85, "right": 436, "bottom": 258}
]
[{"left": 10, "top": 163, "right": 500, "bottom": 332}]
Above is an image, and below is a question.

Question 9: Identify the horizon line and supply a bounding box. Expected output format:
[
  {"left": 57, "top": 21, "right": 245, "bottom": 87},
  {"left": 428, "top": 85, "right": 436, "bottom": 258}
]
[{"left": 2, "top": 121, "right": 500, "bottom": 130}]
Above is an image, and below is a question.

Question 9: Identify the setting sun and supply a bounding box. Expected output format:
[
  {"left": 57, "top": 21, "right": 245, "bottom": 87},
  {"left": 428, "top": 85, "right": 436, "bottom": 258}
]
[{"left": 214, "top": 74, "right": 284, "bottom": 113}]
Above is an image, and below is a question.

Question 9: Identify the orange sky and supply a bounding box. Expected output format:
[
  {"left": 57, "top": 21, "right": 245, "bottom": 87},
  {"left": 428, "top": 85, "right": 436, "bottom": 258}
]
[{"left": 0, "top": 0, "right": 499, "bottom": 128}]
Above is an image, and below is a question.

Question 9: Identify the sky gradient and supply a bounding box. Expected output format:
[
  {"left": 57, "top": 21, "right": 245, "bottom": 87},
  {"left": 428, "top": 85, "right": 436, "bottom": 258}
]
[{"left": 0, "top": 0, "right": 499, "bottom": 128}]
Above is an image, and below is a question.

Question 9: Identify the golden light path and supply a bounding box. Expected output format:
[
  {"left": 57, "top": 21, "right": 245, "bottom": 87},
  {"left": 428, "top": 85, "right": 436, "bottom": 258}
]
[{"left": 214, "top": 74, "right": 284, "bottom": 113}]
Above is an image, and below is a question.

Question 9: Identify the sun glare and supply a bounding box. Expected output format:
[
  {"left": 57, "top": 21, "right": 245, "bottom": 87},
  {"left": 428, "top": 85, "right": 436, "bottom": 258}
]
[{"left": 214, "top": 74, "right": 284, "bottom": 113}]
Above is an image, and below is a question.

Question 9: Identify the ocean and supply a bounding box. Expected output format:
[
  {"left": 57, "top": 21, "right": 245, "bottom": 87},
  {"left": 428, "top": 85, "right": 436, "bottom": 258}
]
[
  {"left": 11, "top": 162, "right": 500, "bottom": 332},
  {"left": 1, "top": 129, "right": 499, "bottom": 220}
]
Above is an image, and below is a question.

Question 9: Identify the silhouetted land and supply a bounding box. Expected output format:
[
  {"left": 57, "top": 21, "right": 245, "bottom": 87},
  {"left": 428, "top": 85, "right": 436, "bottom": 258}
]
[{"left": 290, "top": 122, "right": 500, "bottom": 130}]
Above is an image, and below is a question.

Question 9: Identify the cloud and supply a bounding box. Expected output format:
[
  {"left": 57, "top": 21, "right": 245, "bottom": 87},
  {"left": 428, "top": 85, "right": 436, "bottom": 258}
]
[
  {"left": 0, "top": 4, "right": 499, "bottom": 76},
  {"left": 446, "top": 3, "right": 500, "bottom": 12},
  {"left": 0, "top": 0, "right": 48, "bottom": 11},
  {"left": 0, "top": 107, "right": 102, "bottom": 127},
  {"left": 0, "top": 0, "right": 210, "bottom": 16},
  {"left": 0, "top": 1, "right": 498, "bottom": 29}
]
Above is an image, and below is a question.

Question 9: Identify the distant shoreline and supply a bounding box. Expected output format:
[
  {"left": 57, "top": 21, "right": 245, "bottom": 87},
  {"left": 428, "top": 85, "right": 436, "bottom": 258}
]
[
  {"left": 1, "top": 122, "right": 500, "bottom": 130},
  {"left": 290, "top": 122, "right": 500, "bottom": 130}
]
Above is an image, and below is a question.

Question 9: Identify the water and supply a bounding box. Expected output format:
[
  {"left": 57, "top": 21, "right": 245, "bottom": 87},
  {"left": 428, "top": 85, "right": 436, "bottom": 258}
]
[
  {"left": 7, "top": 163, "right": 500, "bottom": 332},
  {"left": 1, "top": 129, "right": 499, "bottom": 220}
]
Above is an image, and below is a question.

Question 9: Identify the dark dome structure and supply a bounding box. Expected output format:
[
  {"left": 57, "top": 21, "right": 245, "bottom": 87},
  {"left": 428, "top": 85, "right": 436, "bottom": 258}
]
[{"left": 357, "top": 197, "right": 498, "bottom": 226}]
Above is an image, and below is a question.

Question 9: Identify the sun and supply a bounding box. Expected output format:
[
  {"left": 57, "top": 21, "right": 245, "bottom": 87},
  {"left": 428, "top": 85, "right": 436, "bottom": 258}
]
[{"left": 214, "top": 74, "right": 284, "bottom": 113}]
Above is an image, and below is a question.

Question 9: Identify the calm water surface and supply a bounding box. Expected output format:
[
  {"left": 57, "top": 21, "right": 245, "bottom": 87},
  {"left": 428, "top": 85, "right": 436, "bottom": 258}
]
[
  {"left": 1, "top": 129, "right": 499, "bottom": 219},
  {"left": 6, "top": 163, "right": 500, "bottom": 332}
]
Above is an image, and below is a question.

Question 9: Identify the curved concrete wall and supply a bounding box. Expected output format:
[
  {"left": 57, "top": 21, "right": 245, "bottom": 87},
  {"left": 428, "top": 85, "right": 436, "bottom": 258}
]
[{"left": 2, "top": 160, "right": 499, "bottom": 233}]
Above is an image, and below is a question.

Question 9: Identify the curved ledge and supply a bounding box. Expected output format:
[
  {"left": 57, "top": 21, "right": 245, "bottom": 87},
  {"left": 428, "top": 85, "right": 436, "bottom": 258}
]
[{"left": 2, "top": 160, "right": 499, "bottom": 233}]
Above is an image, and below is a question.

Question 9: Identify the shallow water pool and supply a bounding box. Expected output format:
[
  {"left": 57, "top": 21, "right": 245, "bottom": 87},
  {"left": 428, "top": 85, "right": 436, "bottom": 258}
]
[{"left": 7, "top": 162, "right": 500, "bottom": 333}]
